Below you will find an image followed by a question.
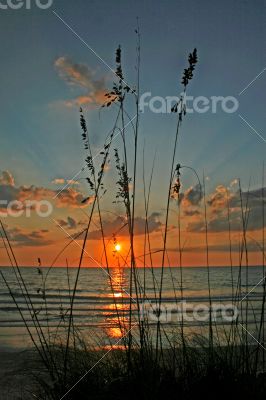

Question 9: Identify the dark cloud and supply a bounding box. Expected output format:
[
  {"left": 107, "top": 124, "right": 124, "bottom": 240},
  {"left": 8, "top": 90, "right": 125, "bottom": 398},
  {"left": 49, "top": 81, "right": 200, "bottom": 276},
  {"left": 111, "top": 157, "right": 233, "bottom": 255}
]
[
  {"left": 180, "top": 184, "right": 203, "bottom": 207},
  {"left": 166, "top": 240, "right": 260, "bottom": 253},
  {"left": 86, "top": 212, "right": 163, "bottom": 240},
  {"left": 57, "top": 216, "right": 85, "bottom": 230},
  {"left": 0, "top": 226, "right": 52, "bottom": 247},
  {"left": 186, "top": 185, "right": 266, "bottom": 233},
  {"left": 183, "top": 209, "right": 201, "bottom": 217}
]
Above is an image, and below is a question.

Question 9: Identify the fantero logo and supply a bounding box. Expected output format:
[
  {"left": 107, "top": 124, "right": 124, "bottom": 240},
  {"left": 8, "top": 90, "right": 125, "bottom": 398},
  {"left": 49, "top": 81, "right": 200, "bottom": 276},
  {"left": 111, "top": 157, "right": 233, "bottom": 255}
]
[{"left": 0, "top": 0, "right": 53, "bottom": 9}]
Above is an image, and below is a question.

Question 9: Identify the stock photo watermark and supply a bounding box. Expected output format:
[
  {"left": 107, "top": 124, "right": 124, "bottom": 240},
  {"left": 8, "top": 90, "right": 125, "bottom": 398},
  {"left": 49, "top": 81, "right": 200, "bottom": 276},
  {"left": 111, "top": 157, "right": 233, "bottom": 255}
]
[
  {"left": 0, "top": 0, "right": 53, "bottom": 9},
  {"left": 0, "top": 200, "right": 53, "bottom": 218},
  {"left": 141, "top": 301, "right": 239, "bottom": 323},
  {"left": 139, "top": 92, "right": 239, "bottom": 114}
]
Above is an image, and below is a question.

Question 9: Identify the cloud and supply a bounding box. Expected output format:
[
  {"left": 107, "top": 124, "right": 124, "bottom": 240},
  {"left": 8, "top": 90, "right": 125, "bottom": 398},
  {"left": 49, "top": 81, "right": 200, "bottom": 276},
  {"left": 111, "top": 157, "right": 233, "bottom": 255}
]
[
  {"left": 57, "top": 216, "right": 85, "bottom": 230},
  {"left": 186, "top": 220, "right": 205, "bottom": 233},
  {"left": 52, "top": 178, "right": 65, "bottom": 185},
  {"left": 67, "top": 179, "right": 80, "bottom": 186},
  {"left": 207, "top": 185, "right": 229, "bottom": 212},
  {"left": 230, "top": 179, "right": 238, "bottom": 187},
  {"left": 0, "top": 225, "right": 52, "bottom": 247},
  {"left": 54, "top": 56, "right": 108, "bottom": 108},
  {"left": 87, "top": 216, "right": 126, "bottom": 240},
  {"left": 79, "top": 212, "right": 164, "bottom": 240},
  {"left": 183, "top": 209, "right": 200, "bottom": 217},
  {"left": 166, "top": 240, "right": 260, "bottom": 253},
  {"left": 0, "top": 171, "right": 93, "bottom": 211},
  {"left": 208, "top": 186, "right": 266, "bottom": 232},
  {"left": 54, "top": 189, "right": 94, "bottom": 208},
  {"left": 52, "top": 178, "right": 80, "bottom": 186},
  {"left": 186, "top": 184, "right": 266, "bottom": 233},
  {"left": 180, "top": 184, "right": 203, "bottom": 207},
  {"left": 0, "top": 171, "right": 14, "bottom": 186}
]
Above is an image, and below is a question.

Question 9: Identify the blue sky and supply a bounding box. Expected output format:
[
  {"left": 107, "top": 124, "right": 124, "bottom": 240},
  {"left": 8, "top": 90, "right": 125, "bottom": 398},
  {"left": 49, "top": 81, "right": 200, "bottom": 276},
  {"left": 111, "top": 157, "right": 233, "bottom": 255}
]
[
  {"left": 0, "top": 0, "right": 265, "bottom": 266},
  {"left": 0, "top": 0, "right": 265, "bottom": 186}
]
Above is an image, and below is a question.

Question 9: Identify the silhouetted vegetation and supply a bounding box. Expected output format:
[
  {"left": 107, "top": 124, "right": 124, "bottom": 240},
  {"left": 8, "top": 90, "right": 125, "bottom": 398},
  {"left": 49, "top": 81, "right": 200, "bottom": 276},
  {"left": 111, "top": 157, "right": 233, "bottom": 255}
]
[{"left": 0, "top": 33, "right": 265, "bottom": 400}]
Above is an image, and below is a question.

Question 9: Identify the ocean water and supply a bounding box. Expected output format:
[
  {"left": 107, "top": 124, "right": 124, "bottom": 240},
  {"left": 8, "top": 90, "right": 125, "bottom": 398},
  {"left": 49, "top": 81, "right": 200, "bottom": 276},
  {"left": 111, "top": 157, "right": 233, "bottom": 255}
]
[{"left": 0, "top": 266, "right": 265, "bottom": 349}]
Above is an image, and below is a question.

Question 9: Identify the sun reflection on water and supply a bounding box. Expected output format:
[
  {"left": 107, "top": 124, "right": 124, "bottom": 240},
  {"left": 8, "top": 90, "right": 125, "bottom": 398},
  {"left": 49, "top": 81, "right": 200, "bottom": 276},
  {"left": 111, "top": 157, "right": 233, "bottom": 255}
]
[{"left": 104, "top": 267, "right": 130, "bottom": 339}]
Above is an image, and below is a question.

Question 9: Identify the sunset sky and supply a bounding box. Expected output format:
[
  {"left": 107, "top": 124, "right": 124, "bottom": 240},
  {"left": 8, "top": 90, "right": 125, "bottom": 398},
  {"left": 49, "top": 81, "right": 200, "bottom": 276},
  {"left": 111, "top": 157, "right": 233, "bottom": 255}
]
[{"left": 0, "top": 0, "right": 265, "bottom": 267}]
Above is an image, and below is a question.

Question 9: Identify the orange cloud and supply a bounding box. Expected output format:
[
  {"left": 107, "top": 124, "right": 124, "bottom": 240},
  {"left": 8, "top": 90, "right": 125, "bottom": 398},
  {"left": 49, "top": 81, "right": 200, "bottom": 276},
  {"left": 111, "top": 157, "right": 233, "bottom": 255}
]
[
  {"left": 0, "top": 170, "right": 14, "bottom": 186},
  {"left": 0, "top": 171, "right": 92, "bottom": 210},
  {"left": 54, "top": 56, "right": 108, "bottom": 108}
]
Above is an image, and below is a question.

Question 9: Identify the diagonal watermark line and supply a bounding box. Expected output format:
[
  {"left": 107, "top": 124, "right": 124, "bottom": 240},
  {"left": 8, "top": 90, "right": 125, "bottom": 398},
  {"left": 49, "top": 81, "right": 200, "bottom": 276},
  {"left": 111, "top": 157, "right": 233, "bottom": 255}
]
[
  {"left": 53, "top": 223, "right": 162, "bottom": 399},
  {"left": 59, "top": 322, "right": 138, "bottom": 400},
  {"left": 238, "top": 114, "right": 266, "bottom": 143},
  {"left": 53, "top": 219, "right": 137, "bottom": 304},
  {"left": 239, "top": 274, "right": 266, "bottom": 303},
  {"left": 239, "top": 323, "right": 266, "bottom": 351},
  {"left": 237, "top": 273, "right": 266, "bottom": 353},
  {"left": 239, "top": 67, "right": 266, "bottom": 96},
  {"left": 53, "top": 221, "right": 162, "bottom": 313},
  {"left": 52, "top": 10, "right": 133, "bottom": 92},
  {"left": 53, "top": 114, "right": 137, "bottom": 199},
  {"left": 52, "top": 168, "right": 86, "bottom": 199}
]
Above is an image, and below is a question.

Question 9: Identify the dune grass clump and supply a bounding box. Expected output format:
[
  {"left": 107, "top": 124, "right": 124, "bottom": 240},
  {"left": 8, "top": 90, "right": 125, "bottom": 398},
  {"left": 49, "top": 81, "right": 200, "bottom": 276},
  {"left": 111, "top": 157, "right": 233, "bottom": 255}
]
[{"left": 0, "top": 30, "right": 265, "bottom": 400}]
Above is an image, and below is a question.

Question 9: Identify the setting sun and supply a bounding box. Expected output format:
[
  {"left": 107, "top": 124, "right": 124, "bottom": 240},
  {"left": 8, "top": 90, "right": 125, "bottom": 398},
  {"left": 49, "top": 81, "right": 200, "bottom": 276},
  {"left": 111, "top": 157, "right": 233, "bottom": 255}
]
[{"left": 115, "top": 243, "right": 121, "bottom": 252}]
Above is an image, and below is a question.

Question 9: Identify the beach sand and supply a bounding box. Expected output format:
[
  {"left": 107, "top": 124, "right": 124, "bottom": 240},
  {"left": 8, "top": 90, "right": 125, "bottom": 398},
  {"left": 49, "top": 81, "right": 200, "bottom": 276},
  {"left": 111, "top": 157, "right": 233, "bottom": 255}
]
[{"left": 0, "top": 350, "right": 40, "bottom": 400}]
